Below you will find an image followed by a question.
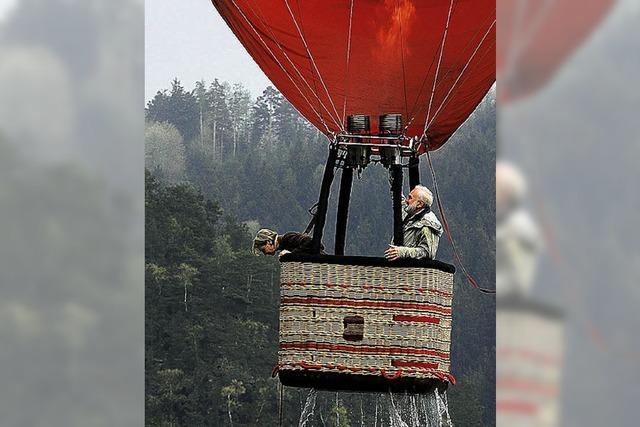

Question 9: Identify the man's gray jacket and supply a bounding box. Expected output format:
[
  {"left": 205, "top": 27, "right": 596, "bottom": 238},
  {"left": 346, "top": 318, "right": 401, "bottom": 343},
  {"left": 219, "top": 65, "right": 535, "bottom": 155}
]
[{"left": 396, "top": 207, "right": 443, "bottom": 260}]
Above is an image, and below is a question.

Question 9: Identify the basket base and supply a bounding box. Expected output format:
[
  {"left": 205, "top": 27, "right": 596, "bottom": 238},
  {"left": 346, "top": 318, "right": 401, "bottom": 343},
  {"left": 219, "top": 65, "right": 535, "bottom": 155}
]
[{"left": 278, "top": 370, "right": 448, "bottom": 394}]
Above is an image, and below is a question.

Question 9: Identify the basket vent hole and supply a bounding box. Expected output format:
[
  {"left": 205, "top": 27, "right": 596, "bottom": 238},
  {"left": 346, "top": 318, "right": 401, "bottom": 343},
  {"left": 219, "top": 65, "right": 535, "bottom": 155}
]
[{"left": 343, "top": 315, "right": 364, "bottom": 341}]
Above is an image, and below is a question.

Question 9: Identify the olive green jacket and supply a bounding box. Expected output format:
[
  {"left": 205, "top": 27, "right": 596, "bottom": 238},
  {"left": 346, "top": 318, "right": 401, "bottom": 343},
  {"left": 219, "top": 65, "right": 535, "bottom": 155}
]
[{"left": 396, "top": 207, "right": 443, "bottom": 260}]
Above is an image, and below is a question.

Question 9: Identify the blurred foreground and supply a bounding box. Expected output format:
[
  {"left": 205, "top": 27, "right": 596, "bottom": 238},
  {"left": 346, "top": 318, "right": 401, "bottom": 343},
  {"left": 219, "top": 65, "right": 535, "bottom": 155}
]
[
  {"left": 0, "top": 0, "right": 143, "bottom": 425},
  {"left": 497, "top": 0, "right": 640, "bottom": 425}
]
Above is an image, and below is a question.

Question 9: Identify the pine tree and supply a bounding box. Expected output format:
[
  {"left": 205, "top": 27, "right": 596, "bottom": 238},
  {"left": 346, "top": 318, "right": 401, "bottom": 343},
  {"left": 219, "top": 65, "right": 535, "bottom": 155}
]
[{"left": 146, "top": 79, "right": 199, "bottom": 145}]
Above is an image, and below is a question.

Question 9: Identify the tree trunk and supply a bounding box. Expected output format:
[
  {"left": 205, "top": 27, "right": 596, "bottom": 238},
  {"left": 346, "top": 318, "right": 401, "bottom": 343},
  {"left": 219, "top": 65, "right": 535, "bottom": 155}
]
[
  {"left": 233, "top": 127, "right": 237, "bottom": 158},
  {"left": 220, "top": 129, "right": 224, "bottom": 162},
  {"left": 183, "top": 282, "right": 188, "bottom": 312},
  {"left": 227, "top": 394, "right": 234, "bottom": 427},
  {"left": 213, "top": 120, "right": 217, "bottom": 161},
  {"left": 200, "top": 108, "right": 204, "bottom": 148},
  {"left": 246, "top": 274, "right": 252, "bottom": 300}
]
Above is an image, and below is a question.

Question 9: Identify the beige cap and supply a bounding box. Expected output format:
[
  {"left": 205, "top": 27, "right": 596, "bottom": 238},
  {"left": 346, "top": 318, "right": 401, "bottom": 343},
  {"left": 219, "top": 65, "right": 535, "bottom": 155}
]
[{"left": 252, "top": 228, "right": 277, "bottom": 255}]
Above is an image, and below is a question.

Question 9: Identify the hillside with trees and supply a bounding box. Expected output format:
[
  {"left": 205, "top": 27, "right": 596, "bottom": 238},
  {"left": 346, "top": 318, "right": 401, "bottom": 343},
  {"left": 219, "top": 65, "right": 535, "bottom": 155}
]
[{"left": 145, "top": 79, "right": 496, "bottom": 426}]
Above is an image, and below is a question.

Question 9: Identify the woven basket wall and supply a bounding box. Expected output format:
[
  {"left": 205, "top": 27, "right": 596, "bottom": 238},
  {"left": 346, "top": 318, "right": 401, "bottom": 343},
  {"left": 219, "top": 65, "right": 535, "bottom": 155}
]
[
  {"left": 496, "top": 301, "right": 564, "bottom": 426},
  {"left": 278, "top": 259, "right": 455, "bottom": 384}
]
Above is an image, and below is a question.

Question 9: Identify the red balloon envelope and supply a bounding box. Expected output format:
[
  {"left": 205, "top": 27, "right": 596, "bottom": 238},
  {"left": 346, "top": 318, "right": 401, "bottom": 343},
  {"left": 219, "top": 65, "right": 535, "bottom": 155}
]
[
  {"left": 211, "top": 0, "right": 495, "bottom": 152},
  {"left": 498, "top": 0, "right": 614, "bottom": 103}
]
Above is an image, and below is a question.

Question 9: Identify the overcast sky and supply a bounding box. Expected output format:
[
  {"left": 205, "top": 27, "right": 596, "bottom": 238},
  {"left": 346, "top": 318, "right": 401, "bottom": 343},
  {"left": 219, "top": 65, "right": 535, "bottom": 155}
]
[
  {"left": 0, "top": 0, "right": 16, "bottom": 17},
  {"left": 145, "top": 0, "right": 272, "bottom": 101},
  {"left": 145, "top": 0, "right": 636, "bottom": 105}
]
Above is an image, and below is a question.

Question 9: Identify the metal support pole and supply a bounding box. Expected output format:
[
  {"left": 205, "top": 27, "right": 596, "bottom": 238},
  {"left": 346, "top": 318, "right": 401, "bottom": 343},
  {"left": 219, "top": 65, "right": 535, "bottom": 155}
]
[
  {"left": 390, "top": 164, "right": 404, "bottom": 246},
  {"left": 409, "top": 156, "right": 420, "bottom": 189},
  {"left": 335, "top": 167, "right": 354, "bottom": 255},
  {"left": 311, "top": 146, "right": 338, "bottom": 253}
]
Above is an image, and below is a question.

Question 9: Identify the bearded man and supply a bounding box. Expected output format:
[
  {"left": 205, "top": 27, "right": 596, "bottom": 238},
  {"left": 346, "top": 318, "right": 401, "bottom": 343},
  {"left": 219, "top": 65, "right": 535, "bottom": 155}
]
[{"left": 384, "top": 185, "right": 443, "bottom": 261}]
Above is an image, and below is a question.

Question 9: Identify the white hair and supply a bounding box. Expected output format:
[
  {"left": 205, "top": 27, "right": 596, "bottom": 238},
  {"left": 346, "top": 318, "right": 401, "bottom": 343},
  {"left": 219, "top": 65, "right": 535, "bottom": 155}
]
[
  {"left": 496, "top": 161, "right": 527, "bottom": 203},
  {"left": 413, "top": 185, "right": 434, "bottom": 207}
]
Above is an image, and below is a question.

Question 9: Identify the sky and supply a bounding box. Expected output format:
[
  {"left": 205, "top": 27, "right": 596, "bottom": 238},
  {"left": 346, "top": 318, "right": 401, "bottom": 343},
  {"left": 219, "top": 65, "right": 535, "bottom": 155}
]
[
  {"left": 0, "top": 0, "right": 16, "bottom": 17},
  {"left": 145, "top": 0, "right": 271, "bottom": 101},
  {"left": 144, "top": 0, "right": 636, "bottom": 104}
]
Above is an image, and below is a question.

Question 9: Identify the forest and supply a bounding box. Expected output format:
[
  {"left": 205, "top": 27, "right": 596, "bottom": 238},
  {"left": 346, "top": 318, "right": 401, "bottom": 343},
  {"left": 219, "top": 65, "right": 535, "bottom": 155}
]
[{"left": 145, "top": 79, "right": 496, "bottom": 426}]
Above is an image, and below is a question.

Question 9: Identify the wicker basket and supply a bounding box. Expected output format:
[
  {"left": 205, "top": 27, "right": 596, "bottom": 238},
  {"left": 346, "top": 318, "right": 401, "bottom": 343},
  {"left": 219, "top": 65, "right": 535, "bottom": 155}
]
[
  {"left": 275, "top": 253, "right": 456, "bottom": 393},
  {"left": 496, "top": 297, "right": 564, "bottom": 426}
]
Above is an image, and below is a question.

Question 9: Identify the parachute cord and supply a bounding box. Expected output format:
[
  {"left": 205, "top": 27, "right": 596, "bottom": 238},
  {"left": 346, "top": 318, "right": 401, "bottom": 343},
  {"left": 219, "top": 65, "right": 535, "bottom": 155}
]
[{"left": 426, "top": 150, "right": 495, "bottom": 294}]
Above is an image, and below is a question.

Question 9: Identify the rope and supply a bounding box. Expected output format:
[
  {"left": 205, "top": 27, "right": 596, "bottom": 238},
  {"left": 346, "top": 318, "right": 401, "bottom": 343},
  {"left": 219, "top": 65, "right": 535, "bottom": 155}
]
[
  {"left": 502, "top": 0, "right": 555, "bottom": 89},
  {"left": 500, "top": 0, "right": 528, "bottom": 88},
  {"left": 407, "top": 7, "right": 484, "bottom": 129},
  {"left": 229, "top": 0, "right": 334, "bottom": 133},
  {"left": 341, "top": 0, "right": 355, "bottom": 125},
  {"left": 303, "top": 202, "right": 319, "bottom": 235},
  {"left": 529, "top": 180, "right": 640, "bottom": 362},
  {"left": 246, "top": 0, "right": 344, "bottom": 132},
  {"left": 284, "top": 0, "right": 344, "bottom": 131},
  {"left": 424, "top": 0, "right": 455, "bottom": 129},
  {"left": 397, "top": 0, "right": 410, "bottom": 118},
  {"left": 425, "top": 150, "right": 495, "bottom": 294},
  {"left": 423, "top": 19, "right": 496, "bottom": 135}
]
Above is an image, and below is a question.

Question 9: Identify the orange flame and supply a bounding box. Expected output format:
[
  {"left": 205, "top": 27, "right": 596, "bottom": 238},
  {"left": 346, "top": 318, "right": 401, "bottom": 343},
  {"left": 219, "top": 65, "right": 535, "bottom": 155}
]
[{"left": 375, "top": 0, "right": 416, "bottom": 59}]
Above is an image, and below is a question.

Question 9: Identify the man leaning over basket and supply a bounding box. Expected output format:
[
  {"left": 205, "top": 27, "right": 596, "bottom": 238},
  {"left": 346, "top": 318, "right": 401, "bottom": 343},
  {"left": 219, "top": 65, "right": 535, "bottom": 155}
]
[
  {"left": 385, "top": 185, "right": 443, "bottom": 261},
  {"left": 252, "top": 229, "right": 325, "bottom": 257}
]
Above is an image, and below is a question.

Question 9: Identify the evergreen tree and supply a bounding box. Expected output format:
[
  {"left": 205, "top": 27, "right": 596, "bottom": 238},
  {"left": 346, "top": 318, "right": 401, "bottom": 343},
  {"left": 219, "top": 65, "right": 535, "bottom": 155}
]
[
  {"left": 250, "top": 86, "right": 281, "bottom": 150},
  {"left": 228, "top": 83, "right": 252, "bottom": 157},
  {"left": 194, "top": 80, "right": 208, "bottom": 150},
  {"left": 208, "top": 79, "right": 233, "bottom": 161},
  {"left": 146, "top": 78, "right": 199, "bottom": 144},
  {"left": 146, "top": 80, "right": 497, "bottom": 426}
]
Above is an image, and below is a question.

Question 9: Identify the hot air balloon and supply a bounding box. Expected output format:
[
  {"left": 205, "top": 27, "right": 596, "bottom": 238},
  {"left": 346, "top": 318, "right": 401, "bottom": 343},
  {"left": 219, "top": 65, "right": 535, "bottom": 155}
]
[
  {"left": 496, "top": 296, "right": 564, "bottom": 424},
  {"left": 496, "top": 3, "right": 614, "bottom": 424},
  {"left": 211, "top": 0, "right": 495, "bottom": 393},
  {"left": 498, "top": 0, "right": 614, "bottom": 103}
]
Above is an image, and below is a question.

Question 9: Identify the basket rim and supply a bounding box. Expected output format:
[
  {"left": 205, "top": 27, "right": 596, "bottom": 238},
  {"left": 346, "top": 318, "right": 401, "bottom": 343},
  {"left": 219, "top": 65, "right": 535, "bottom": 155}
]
[
  {"left": 280, "top": 253, "right": 455, "bottom": 274},
  {"left": 497, "top": 295, "right": 564, "bottom": 319}
]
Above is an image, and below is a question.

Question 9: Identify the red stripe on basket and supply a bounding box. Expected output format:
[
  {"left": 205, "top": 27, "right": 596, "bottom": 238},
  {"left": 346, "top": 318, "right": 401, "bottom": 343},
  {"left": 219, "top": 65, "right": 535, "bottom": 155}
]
[
  {"left": 280, "top": 341, "right": 450, "bottom": 359},
  {"left": 422, "top": 288, "right": 453, "bottom": 297},
  {"left": 282, "top": 282, "right": 452, "bottom": 298},
  {"left": 391, "top": 360, "right": 439, "bottom": 370},
  {"left": 281, "top": 297, "right": 451, "bottom": 314},
  {"left": 393, "top": 314, "right": 441, "bottom": 324},
  {"left": 277, "top": 361, "right": 456, "bottom": 384},
  {"left": 497, "top": 379, "right": 558, "bottom": 397},
  {"left": 496, "top": 400, "right": 538, "bottom": 415},
  {"left": 497, "top": 348, "right": 560, "bottom": 366},
  {"left": 298, "top": 360, "right": 323, "bottom": 370},
  {"left": 381, "top": 369, "right": 403, "bottom": 380}
]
